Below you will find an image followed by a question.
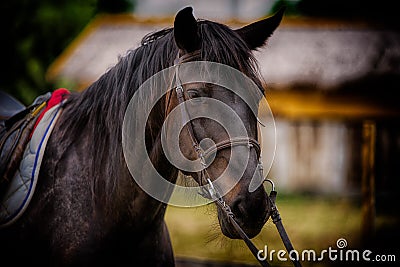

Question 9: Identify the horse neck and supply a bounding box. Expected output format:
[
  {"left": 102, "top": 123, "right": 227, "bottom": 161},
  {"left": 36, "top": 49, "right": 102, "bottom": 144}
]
[
  {"left": 125, "top": 98, "right": 179, "bottom": 224},
  {"left": 72, "top": 46, "right": 179, "bottom": 224}
]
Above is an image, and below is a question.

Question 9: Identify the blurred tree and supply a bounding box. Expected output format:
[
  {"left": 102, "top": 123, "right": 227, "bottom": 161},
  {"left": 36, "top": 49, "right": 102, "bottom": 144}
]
[
  {"left": 297, "top": 0, "right": 398, "bottom": 25},
  {"left": 98, "top": 0, "right": 133, "bottom": 13},
  {"left": 270, "top": 0, "right": 301, "bottom": 16},
  {"left": 0, "top": 0, "right": 134, "bottom": 105},
  {"left": 271, "top": 0, "right": 399, "bottom": 27}
]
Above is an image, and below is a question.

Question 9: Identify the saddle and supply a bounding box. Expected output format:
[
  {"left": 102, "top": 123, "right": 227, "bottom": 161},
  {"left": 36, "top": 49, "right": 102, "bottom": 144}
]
[
  {"left": 0, "top": 92, "right": 51, "bottom": 197},
  {"left": 0, "top": 89, "right": 69, "bottom": 227}
]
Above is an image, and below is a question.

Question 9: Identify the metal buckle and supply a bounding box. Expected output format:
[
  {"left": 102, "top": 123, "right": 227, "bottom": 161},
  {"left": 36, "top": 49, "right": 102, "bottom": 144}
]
[
  {"left": 175, "top": 85, "right": 183, "bottom": 94},
  {"left": 263, "top": 178, "right": 275, "bottom": 193}
]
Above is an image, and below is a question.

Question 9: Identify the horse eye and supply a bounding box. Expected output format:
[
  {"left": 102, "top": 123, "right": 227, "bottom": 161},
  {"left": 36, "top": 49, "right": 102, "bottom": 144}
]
[{"left": 187, "top": 90, "right": 200, "bottom": 99}]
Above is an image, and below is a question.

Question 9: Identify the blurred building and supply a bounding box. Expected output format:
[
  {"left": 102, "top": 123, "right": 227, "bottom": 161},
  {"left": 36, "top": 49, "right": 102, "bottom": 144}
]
[
  {"left": 46, "top": 5, "right": 400, "bottom": 198},
  {"left": 134, "top": 0, "right": 274, "bottom": 21}
]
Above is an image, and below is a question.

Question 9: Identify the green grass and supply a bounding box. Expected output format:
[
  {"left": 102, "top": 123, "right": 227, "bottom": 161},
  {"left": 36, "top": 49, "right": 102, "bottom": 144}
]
[{"left": 165, "top": 194, "right": 363, "bottom": 266}]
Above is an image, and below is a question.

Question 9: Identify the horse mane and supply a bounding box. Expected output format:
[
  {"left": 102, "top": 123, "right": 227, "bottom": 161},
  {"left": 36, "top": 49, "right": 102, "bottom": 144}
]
[{"left": 56, "top": 19, "right": 264, "bottom": 208}]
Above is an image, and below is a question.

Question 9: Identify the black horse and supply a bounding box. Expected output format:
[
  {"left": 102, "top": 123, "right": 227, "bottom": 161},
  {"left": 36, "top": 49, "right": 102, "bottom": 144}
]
[{"left": 0, "top": 7, "right": 283, "bottom": 266}]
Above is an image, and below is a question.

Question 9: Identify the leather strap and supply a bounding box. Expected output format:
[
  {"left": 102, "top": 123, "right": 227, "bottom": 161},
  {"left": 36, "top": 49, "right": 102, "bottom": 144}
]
[
  {"left": 171, "top": 51, "right": 301, "bottom": 267},
  {"left": 173, "top": 51, "right": 261, "bottom": 165},
  {"left": 202, "top": 137, "right": 261, "bottom": 161}
]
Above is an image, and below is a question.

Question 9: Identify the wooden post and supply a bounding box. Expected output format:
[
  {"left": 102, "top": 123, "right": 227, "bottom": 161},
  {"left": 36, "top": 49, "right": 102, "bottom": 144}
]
[{"left": 361, "top": 120, "right": 376, "bottom": 243}]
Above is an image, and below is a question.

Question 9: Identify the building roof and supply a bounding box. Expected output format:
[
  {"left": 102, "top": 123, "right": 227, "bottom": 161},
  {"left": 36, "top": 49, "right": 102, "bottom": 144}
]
[
  {"left": 47, "top": 14, "right": 400, "bottom": 119},
  {"left": 48, "top": 15, "right": 400, "bottom": 87}
]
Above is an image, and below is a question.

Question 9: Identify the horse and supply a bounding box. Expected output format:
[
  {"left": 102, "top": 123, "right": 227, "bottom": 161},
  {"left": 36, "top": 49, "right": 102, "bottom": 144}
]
[{"left": 0, "top": 6, "right": 283, "bottom": 266}]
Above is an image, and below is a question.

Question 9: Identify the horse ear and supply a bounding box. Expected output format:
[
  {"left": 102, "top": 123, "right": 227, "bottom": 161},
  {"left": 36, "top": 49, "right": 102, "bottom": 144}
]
[
  {"left": 235, "top": 7, "right": 285, "bottom": 50},
  {"left": 174, "top": 6, "right": 200, "bottom": 53}
]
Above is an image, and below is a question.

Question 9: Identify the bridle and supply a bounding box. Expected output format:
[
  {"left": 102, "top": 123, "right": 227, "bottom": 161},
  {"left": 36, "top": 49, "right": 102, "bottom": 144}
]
[{"left": 167, "top": 50, "right": 302, "bottom": 267}]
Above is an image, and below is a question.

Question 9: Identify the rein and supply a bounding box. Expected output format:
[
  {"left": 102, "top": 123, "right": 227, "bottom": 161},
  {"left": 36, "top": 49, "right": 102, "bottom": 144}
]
[{"left": 170, "top": 51, "right": 301, "bottom": 267}]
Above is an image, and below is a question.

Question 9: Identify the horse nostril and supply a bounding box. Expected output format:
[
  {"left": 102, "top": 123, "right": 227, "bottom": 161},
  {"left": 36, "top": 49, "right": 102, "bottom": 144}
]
[
  {"left": 224, "top": 192, "right": 268, "bottom": 239},
  {"left": 230, "top": 197, "right": 246, "bottom": 222}
]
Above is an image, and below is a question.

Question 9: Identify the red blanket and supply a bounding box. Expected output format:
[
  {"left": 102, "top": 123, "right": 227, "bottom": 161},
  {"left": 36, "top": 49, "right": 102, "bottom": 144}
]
[{"left": 31, "top": 88, "right": 70, "bottom": 137}]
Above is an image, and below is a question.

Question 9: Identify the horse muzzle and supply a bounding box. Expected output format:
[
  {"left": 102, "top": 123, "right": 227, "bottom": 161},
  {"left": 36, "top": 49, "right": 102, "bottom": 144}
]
[{"left": 216, "top": 186, "right": 271, "bottom": 239}]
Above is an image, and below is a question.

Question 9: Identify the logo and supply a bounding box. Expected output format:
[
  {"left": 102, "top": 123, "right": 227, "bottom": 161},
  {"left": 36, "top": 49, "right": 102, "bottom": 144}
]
[
  {"left": 257, "top": 238, "right": 396, "bottom": 263},
  {"left": 336, "top": 238, "right": 347, "bottom": 249}
]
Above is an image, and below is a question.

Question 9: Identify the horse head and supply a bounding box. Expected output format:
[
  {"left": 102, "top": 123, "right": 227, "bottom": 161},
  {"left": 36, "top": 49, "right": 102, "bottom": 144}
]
[{"left": 166, "top": 7, "right": 284, "bottom": 239}]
